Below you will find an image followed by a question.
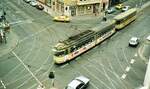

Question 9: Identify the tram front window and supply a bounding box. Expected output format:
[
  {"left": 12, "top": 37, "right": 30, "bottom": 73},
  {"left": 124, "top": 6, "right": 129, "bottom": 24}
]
[{"left": 54, "top": 51, "right": 65, "bottom": 57}]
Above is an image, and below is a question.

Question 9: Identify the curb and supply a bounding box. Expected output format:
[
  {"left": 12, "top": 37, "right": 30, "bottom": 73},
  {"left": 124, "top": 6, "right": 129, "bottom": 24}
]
[{"left": 138, "top": 40, "right": 150, "bottom": 63}]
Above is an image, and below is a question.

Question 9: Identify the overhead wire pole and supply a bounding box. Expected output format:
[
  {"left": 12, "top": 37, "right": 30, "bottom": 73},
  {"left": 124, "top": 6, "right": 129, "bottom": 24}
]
[{"left": 12, "top": 51, "right": 45, "bottom": 88}]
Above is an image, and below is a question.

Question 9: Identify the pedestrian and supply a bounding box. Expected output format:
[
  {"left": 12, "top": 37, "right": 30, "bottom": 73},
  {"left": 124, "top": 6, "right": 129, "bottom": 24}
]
[{"left": 102, "top": 15, "right": 107, "bottom": 21}]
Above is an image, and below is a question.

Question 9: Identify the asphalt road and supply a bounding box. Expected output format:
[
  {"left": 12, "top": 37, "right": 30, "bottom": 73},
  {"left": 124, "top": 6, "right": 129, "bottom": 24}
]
[{"left": 0, "top": 0, "right": 150, "bottom": 89}]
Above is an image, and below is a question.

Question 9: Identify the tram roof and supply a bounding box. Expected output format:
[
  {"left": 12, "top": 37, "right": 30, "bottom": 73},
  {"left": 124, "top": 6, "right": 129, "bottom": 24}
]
[
  {"left": 54, "top": 30, "right": 95, "bottom": 50},
  {"left": 114, "top": 8, "right": 137, "bottom": 20},
  {"left": 64, "top": 30, "right": 95, "bottom": 44}
]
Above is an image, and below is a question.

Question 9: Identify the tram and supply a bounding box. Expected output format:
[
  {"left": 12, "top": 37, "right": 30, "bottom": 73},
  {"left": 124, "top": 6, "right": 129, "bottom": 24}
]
[
  {"left": 53, "top": 20, "right": 116, "bottom": 64},
  {"left": 114, "top": 8, "right": 137, "bottom": 30},
  {"left": 53, "top": 8, "right": 138, "bottom": 64}
]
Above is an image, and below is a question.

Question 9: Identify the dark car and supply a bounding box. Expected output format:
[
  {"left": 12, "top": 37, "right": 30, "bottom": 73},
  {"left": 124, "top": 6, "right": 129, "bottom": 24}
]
[{"left": 36, "top": 5, "right": 44, "bottom": 10}]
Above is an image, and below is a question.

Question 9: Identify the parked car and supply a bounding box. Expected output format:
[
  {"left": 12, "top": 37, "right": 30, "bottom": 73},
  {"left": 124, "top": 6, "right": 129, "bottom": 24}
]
[
  {"left": 106, "top": 7, "right": 116, "bottom": 14},
  {"left": 129, "top": 37, "right": 139, "bottom": 47},
  {"left": 122, "top": 6, "right": 130, "bottom": 12},
  {"left": 65, "top": 76, "right": 90, "bottom": 89},
  {"left": 53, "top": 15, "right": 70, "bottom": 22},
  {"left": 115, "top": 4, "right": 124, "bottom": 10},
  {"left": 146, "top": 35, "right": 150, "bottom": 41},
  {"left": 36, "top": 4, "right": 44, "bottom": 10},
  {"left": 23, "top": 0, "right": 31, "bottom": 3},
  {"left": 30, "top": 0, "right": 38, "bottom": 7}
]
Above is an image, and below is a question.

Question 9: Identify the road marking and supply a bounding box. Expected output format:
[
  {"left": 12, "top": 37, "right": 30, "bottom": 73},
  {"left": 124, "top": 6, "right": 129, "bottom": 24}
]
[
  {"left": 37, "top": 85, "right": 45, "bottom": 89},
  {"left": 130, "top": 59, "right": 135, "bottom": 64},
  {"left": 102, "top": 66, "right": 117, "bottom": 89},
  {"left": 82, "top": 66, "right": 111, "bottom": 89},
  {"left": 125, "top": 66, "right": 131, "bottom": 72},
  {"left": 12, "top": 51, "right": 44, "bottom": 87},
  {"left": 19, "top": 26, "right": 50, "bottom": 43},
  {"left": 134, "top": 53, "right": 138, "bottom": 57},
  {"left": 0, "top": 80, "right": 6, "bottom": 89},
  {"left": 121, "top": 74, "right": 127, "bottom": 79},
  {"left": 60, "top": 63, "right": 69, "bottom": 68},
  {"left": 10, "top": 19, "right": 33, "bottom": 25},
  {"left": 90, "top": 82, "right": 99, "bottom": 89}
]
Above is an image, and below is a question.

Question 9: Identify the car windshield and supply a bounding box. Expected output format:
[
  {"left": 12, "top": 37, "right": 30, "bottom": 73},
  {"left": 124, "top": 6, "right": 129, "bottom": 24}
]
[{"left": 130, "top": 39, "right": 136, "bottom": 43}]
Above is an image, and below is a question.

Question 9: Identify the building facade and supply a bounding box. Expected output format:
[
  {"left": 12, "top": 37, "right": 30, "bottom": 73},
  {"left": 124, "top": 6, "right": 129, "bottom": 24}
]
[{"left": 38, "top": 0, "right": 109, "bottom": 16}]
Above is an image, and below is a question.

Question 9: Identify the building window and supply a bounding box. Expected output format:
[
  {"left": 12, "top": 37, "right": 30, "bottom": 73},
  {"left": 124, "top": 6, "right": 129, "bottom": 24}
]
[
  {"left": 65, "top": 7, "right": 68, "bottom": 11},
  {"left": 53, "top": 2, "right": 55, "bottom": 5},
  {"left": 87, "top": 6, "right": 91, "bottom": 10}
]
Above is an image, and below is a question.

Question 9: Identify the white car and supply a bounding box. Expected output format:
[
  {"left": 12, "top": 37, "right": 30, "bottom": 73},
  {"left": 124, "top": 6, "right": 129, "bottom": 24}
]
[
  {"left": 106, "top": 7, "right": 116, "bottom": 14},
  {"left": 122, "top": 6, "right": 130, "bottom": 12},
  {"left": 30, "top": 1, "right": 38, "bottom": 6},
  {"left": 23, "top": 0, "right": 31, "bottom": 3},
  {"left": 65, "top": 76, "right": 90, "bottom": 89},
  {"left": 129, "top": 37, "right": 139, "bottom": 47},
  {"left": 146, "top": 35, "right": 150, "bottom": 41}
]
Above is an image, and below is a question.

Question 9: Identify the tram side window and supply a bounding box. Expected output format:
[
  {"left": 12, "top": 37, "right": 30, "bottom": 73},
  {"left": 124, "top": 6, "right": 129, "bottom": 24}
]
[
  {"left": 54, "top": 51, "right": 65, "bottom": 56},
  {"left": 70, "top": 46, "right": 76, "bottom": 52},
  {"left": 116, "top": 20, "right": 121, "bottom": 24}
]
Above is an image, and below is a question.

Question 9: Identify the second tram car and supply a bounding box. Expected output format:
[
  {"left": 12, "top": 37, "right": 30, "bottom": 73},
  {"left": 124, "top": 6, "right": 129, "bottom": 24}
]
[
  {"left": 114, "top": 8, "right": 137, "bottom": 30},
  {"left": 53, "top": 20, "right": 116, "bottom": 64}
]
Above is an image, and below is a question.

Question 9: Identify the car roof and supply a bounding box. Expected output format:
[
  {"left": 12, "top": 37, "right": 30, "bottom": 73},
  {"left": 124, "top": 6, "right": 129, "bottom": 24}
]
[
  {"left": 75, "top": 76, "right": 90, "bottom": 84},
  {"left": 68, "top": 80, "right": 81, "bottom": 89},
  {"left": 147, "top": 35, "right": 150, "bottom": 41},
  {"left": 130, "top": 37, "right": 138, "bottom": 41}
]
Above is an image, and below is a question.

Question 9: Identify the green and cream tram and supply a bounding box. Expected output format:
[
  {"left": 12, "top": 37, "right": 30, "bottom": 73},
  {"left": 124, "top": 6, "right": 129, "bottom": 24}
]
[
  {"left": 53, "top": 20, "right": 116, "bottom": 64},
  {"left": 114, "top": 8, "right": 137, "bottom": 30}
]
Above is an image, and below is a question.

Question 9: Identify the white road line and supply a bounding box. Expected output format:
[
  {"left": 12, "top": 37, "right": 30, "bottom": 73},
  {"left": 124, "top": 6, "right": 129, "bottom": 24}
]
[
  {"left": 9, "top": 20, "right": 23, "bottom": 25},
  {"left": 29, "top": 61, "right": 54, "bottom": 89},
  {"left": 0, "top": 80, "right": 6, "bottom": 89},
  {"left": 12, "top": 51, "right": 44, "bottom": 87},
  {"left": 130, "top": 59, "right": 135, "bottom": 64},
  {"left": 3, "top": 37, "right": 36, "bottom": 79},
  {"left": 125, "top": 66, "right": 131, "bottom": 72},
  {"left": 15, "top": 52, "right": 50, "bottom": 89},
  {"left": 122, "top": 48, "right": 130, "bottom": 65},
  {"left": 82, "top": 66, "right": 112, "bottom": 89},
  {"left": 102, "top": 66, "right": 117, "bottom": 89},
  {"left": 60, "top": 63, "right": 69, "bottom": 68},
  {"left": 134, "top": 53, "right": 138, "bottom": 57},
  {"left": 76, "top": 70, "right": 99, "bottom": 89},
  {"left": 121, "top": 74, "right": 127, "bottom": 79},
  {"left": 113, "top": 40, "right": 126, "bottom": 72},
  {"left": 19, "top": 26, "right": 49, "bottom": 43},
  {"left": 90, "top": 82, "right": 99, "bottom": 89}
]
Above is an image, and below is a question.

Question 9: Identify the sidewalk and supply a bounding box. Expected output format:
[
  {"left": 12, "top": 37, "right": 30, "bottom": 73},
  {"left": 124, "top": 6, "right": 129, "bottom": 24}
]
[
  {"left": 37, "top": 1, "right": 105, "bottom": 21},
  {"left": 0, "top": 31, "right": 18, "bottom": 59},
  {"left": 38, "top": 0, "right": 150, "bottom": 21}
]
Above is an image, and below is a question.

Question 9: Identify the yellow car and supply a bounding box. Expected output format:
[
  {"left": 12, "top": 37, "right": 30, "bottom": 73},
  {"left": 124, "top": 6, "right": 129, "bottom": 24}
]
[
  {"left": 53, "top": 15, "right": 70, "bottom": 22},
  {"left": 115, "top": 4, "right": 124, "bottom": 9}
]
